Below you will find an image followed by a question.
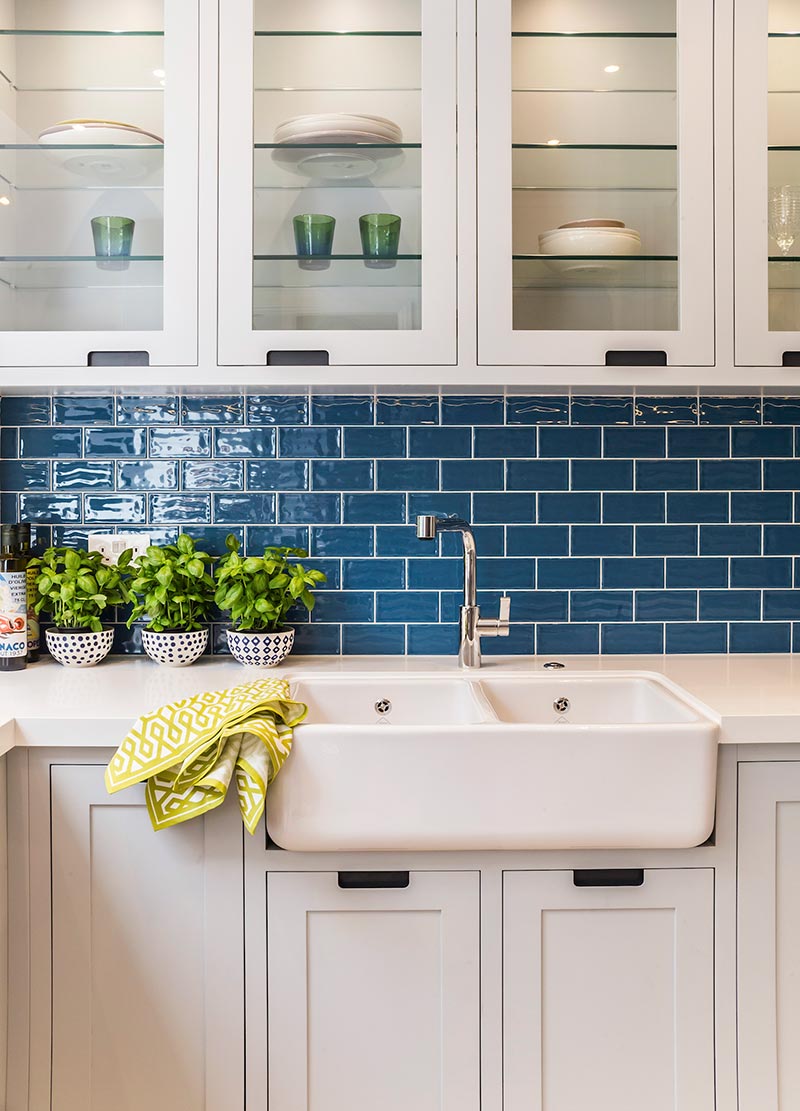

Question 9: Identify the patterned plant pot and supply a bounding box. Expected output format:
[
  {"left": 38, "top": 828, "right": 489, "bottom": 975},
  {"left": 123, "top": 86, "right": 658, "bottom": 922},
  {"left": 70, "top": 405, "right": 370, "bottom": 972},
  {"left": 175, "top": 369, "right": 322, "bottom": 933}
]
[
  {"left": 141, "top": 627, "right": 208, "bottom": 667},
  {"left": 46, "top": 626, "right": 114, "bottom": 668},
  {"left": 226, "top": 626, "right": 295, "bottom": 667}
]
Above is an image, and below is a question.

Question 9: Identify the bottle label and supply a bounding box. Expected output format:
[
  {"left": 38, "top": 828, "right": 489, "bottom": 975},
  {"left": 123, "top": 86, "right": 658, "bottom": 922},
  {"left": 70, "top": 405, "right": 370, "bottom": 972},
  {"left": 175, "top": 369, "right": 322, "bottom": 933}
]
[
  {"left": 26, "top": 566, "right": 40, "bottom": 651},
  {"left": 0, "top": 571, "right": 28, "bottom": 659}
]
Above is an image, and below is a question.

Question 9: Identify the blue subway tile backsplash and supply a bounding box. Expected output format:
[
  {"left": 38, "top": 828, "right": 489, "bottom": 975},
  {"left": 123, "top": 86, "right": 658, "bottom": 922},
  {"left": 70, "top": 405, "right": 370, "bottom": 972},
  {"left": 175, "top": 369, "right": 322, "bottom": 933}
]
[{"left": 6, "top": 393, "right": 800, "bottom": 656}]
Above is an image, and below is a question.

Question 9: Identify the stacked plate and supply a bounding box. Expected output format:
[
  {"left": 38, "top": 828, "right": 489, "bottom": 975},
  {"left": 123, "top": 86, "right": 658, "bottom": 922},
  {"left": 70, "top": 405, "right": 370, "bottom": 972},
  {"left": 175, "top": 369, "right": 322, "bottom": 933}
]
[
  {"left": 272, "top": 113, "right": 404, "bottom": 181},
  {"left": 274, "top": 113, "right": 402, "bottom": 146},
  {"left": 38, "top": 119, "right": 164, "bottom": 146},
  {"left": 539, "top": 219, "right": 642, "bottom": 276}
]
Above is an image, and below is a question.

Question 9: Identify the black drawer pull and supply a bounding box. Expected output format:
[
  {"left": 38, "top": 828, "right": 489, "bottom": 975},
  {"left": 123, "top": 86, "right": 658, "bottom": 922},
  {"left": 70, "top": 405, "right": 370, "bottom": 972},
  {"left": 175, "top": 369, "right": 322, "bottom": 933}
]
[
  {"left": 573, "top": 868, "right": 645, "bottom": 888},
  {"left": 338, "top": 871, "right": 410, "bottom": 890},
  {"left": 267, "top": 349, "right": 330, "bottom": 366},
  {"left": 605, "top": 350, "right": 667, "bottom": 367},
  {"left": 88, "top": 350, "right": 150, "bottom": 367},
  {"left": 783, "top": 351, "right": 800, "bottom": 366}
]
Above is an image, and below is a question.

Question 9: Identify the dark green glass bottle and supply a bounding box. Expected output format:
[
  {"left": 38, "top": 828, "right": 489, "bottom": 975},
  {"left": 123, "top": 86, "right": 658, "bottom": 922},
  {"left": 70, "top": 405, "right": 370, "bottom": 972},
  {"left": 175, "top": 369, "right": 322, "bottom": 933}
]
[
  {"left": 0, "top": 524, "right": 28, "bottom": 672},
  {"left": 15, "top": 523, "right": 39, "bottom": 662}
]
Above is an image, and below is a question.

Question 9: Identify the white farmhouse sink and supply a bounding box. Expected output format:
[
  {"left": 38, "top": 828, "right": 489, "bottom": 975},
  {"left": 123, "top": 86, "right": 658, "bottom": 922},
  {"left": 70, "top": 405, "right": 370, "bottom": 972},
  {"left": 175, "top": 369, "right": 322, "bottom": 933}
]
[{"left": 267, "top": 673, "right": 719, "bottom": 853}]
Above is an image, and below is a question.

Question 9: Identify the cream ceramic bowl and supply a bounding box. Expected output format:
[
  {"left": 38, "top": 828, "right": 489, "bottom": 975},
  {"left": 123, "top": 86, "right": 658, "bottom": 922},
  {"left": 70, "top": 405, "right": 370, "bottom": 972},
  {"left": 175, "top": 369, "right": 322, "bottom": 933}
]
[{"left": 539, "top": 226, "right": 642, "bottom": 257}]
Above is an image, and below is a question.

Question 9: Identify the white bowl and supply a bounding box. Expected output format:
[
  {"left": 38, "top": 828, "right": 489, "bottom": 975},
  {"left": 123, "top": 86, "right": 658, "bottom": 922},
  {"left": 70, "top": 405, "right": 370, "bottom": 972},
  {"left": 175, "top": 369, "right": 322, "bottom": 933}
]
[{"left": 538, "top": 227, "right": 642, "bottom": 257}]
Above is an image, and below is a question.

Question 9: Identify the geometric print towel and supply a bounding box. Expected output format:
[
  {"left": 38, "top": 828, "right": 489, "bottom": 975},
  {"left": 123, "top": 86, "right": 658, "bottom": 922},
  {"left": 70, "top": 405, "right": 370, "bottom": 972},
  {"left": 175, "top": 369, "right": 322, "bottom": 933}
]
[{"left": 105, "top": 678, "right": 307, "bottom": 833}]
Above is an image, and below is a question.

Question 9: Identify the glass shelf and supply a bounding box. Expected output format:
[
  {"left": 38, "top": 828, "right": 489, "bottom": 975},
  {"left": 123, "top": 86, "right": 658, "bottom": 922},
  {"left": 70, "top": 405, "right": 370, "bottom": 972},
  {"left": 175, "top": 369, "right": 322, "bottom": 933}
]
[
  {"left": 253, "top": 256, "right": 421, "bottom": 288},
  {"left": 513, "top": 146, "right": 677, "bottom": 191},
  {"left": 256, "top": 143, "right": 420, "bottom": 150},
  {"left": 0, "top": 29, "right": 163, "bottom": 36},
  {"left": 0, "top": 257, "right": 163, "bottom": 290},
  {"left": 254, "top": 144, "right": 419, "bottom": 189},
  {"left": 0, "top": 144, "right": 163, "bottom": 190},
  {"left": 511, "top": 31, "right": 676, "bottom": 38},
  {"left": 769, "top": 31, "right": 800, "bottom": 36},
  {"left": 513, "top": 256, "right": 678, "bottom": 289},
  {"left": 255, "top": 30, "right": 421, "bottom": 37},
  {"left": 513, "top": 143, "right": 677, "bottom": 150}
]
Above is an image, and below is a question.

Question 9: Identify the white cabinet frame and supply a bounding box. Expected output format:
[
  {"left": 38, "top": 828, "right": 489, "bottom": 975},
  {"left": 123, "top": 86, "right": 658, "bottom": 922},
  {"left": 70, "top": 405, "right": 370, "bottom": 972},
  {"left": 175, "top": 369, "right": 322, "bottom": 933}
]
[
  {"left": 477, "top": 0, "right": 715, "bottom": 367},
  {"left": 217, "top": 0, "right": 457, "bottom": 367}
]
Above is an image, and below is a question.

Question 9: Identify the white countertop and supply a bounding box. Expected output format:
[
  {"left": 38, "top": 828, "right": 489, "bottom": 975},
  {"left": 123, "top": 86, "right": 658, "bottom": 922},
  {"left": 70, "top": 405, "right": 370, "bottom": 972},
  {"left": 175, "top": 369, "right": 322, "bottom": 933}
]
[{"left": 0, "top": 653, "right": 798, "bottom": 753}]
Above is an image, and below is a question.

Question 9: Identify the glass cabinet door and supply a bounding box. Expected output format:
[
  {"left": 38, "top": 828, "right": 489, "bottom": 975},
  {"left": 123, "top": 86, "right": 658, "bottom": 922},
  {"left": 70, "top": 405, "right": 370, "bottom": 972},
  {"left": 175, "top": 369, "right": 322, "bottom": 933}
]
[
  {"left": 218, "top": 0, "right": 456, "bottom": 367},
  {"left": 0, "top": 1, "right": 198, "bottom": 367},
  {"left": 736, "top": 0, "right": 800, "bottom": 366},
  {"left": 477, "top": 0, "right": 714, "bottom": 368}
]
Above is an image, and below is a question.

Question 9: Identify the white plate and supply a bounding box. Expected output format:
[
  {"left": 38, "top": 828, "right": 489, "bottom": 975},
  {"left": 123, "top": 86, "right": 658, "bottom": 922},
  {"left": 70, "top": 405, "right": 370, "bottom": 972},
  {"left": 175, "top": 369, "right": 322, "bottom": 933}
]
[
  {"left": 271, "top": 146, "right": 405, "bottom": 181},
  {"left": 276, "top": 112, "right": 400, "bottom": 132},
  {"left": 275, "top": 129, "right": 402, "bottom": 147},
  {"left": 39, "top": 123, "right": 163, "bottom": 146}
]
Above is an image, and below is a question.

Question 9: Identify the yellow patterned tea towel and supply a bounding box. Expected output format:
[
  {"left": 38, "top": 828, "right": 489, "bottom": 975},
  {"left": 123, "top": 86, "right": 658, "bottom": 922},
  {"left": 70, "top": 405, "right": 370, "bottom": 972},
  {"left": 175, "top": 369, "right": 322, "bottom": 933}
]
[{"left": 105, "top": 678, "right": 307, "bottom": 833}]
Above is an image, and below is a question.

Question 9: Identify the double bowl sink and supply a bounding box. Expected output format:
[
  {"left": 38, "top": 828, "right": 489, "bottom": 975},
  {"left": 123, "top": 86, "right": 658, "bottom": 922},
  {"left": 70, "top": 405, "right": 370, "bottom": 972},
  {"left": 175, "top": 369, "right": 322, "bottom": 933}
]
[{"left": 267, "top": 673, "right": 720, "bottom": 853}]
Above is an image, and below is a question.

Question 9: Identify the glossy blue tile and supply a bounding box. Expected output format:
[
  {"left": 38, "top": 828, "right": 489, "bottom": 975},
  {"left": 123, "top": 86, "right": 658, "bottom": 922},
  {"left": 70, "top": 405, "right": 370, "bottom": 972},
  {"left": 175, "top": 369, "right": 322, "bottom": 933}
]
[
  {"left": 506, "top": 590, "right": 568, "bottom": 622},
  {"left": 699, "top": 525, "right": 760, "bottom": 555},
  {"left": 408, "top": 492, "right": 470, "bottom": 520},
  {"left": 442, "top": 526, "right": 504, "bottom": 557},
  {"left": 117, "top": 396, "right": 178, "bottom": 424},
  {"left": 602, "top": 493, "right": 664, "bottom": 523},
  {"left": 571, "top": 459, "right": 633, "bottom": 491},
  {"left": 376, "top": 526, "right": 435, "bottom": 557},
  {"left": 52, "top": 461, "right": 113, "bottom": 490},
  {"left": 635, "top": 460, "right": 697, "bottom": 491},
  {"left": 278, "top": 493, "right": 340, "bottom": 524},
  {"left": 635, "top": 525, "right": 697, "bottom": 557},
  {"left": 377, "top": 460, "right": 438, "bottom": 491},
  {"left": 764, "top": 591, "right": 800, "bottom": 620},
  {"left": 572, "top": 525, "right": 633, "bottom": 556},
  {"left": 0, "top": 493, "right": 18, "bottom": 520},
  {"left": 636, "top": 590, "right": 697, "bottom": 622},
  {"left": 538, "top": 492, "right": 600, "bottom": 524},
  {"left": 700, "top": 397, "right": 761, "bottom": 425},
  {"left": 181, "top": 396, "right": 242, "bottom": 424},
  {"left": 506, "top": 395, "right": 569, "bottom": 425},
  {"left": 407, "top": 624, "right": 460, "bottom": 655},
  {"left": 312, "top": 592, "right": 374, "bottom": 623},
  {"left": 666, "top": 557, "right": 728, "bottom": 588},
  {"left": 343, "top": 559, "right": 405, "bottom": 590},
  {"left": 343, "top": 493, "right": 405, "bottom": 524},
  {"left": 53, "top": 396, "right": 113, "bottom": 424},
  {"left": 214, "top": 428, "right": 276, "bottom": 458},
  {"left": 765, "top": 526, "right": 800, "bottom": 555},
  {"left": 20, "top": 427, "right": 81, "bottom": 458},
  {"left": 345, "top": 427, "right": 406, "bottom": 458},
  {"left": 764, "top": 398, "right": 800, "bottom": 425},
  {"left": 407, "top": 558, "right": 462, "bottom": 590},
  {"left": 377, "top": 592, "right": 438, "bottom": 623},
  {"left": 667, "top": 492, "right": 729, "bottom": 523},
  {"left": 572, "top": 396, "right": 633, "bottom": 425},
  {"left": 474, "top": 427, "right": 536, "bottom": 457},
  {"left": 2, "top": 461, "right": 50, "bottom": 490},
  {"left": 732, "top": 426, "right": 792, "bottom": 458},
  {"left": 312, "top": 460, "right": 373, "bottom": 491},
  {"left": 730, "top": 622, "right": 791, "bottom": 653},
  {"left": 602, "top": 623, "right": 663, "bottom": 655},
  {"left": 213, "top": 494, "right": 275, "bottom": 525},
  {"left": 764, "top": 460, "right": 800, "bottom": 489},
  {"left": 731, "top": 557, "right": 793, "bottom": 588},
  {"left": 247, "top": 460, "right": 308, "bottom": 490},
  {"left": 150, "top": 494, "right": 211, "bottom": 524},
  {"left": 279, "top": 426, "right": 340, "bottom": 459},
  {"left": 571, "top": 591, "right": 632, "bottom": 622},
  {"left": 149, "top": 429, "right": 209, "bottom": 458},
  {"left": 247, "top": 526, "right": 309, "bottom": 552},
  {"left": 183, "top": 461, "right": 243, "bottom": 490},
  {"left": 700, "top": 460, "right": 761, "bottom": 490},
  {"left": 668, "top": 427, "right": 729, "bottom": 458},
  {"left": 732, "top": 492, "right": 792, "bottom": 522},
  {"left": 117, "top": 461, "right": 177, "bottom": 490},
  {"left": 85, "top": 495, "right": 146, "bottom": 524},
  {"left": 289, "top": 624, "right": 341, "bottom": 655},
  {"left": 376, "top": 395, "right": 438, "bottom": 425},
  {"left": 342, "top": 625, "right": 405, "bottom": 655},
  {"left": 1, "top": 427, "right": 17, "bottom": 458},
  {"left": 604, "top": 427, "right": 666, "bottom": 458},
  {"left": 477, "top": 558, "right": 536, "bottom": 589},
  {"left": 311, "top": 526, "right": 373, "bottom": 557},
  {"left": 539, "top": 426, "right": 601, "bottom": 458},
  {"left": 538, "top": 558, "right": 600, "bottom": 589},
  {"left": 312, "top": 395, "right": 373, "bottom": 425},
  {"left": 537, "top": 623, "right": 599, "bottom": 655},
  {"left": 482, "top": 624, "right": 535, "bottom": 656},
  {"left": 507, "top": 526, "right": 569, "bottom": 556},
  {"left": 48, "top": 525, "right": 89, "bottom": 546},
  {"left": 602, "top": 557, "right": 664, "bottom": 589},
  {"left": 635, "top": 396, "right": 698, "bottom": 425},
  {"left": 247, "top": 394, "right": 309, "bottom": 425},
  {"left": 441, "top": 460, "right": 503, "bottom": 490},
  {"left": 507, "top": 460, "right": 569, "bottom": 490},
  {"left": 473, "top": 493, "right": 535, "bottom": 523},
  {"left": 0, "top": 396, "right": 50, "bottom": 424},
  {"left": 666, "top": 622, "right": 728, "bottom": 653},
  {"left": 699, "top": 590, "right": 761, "bottom": 621},
  {"left": 442, "top": 395, "right": 503, "bottom": 425}
]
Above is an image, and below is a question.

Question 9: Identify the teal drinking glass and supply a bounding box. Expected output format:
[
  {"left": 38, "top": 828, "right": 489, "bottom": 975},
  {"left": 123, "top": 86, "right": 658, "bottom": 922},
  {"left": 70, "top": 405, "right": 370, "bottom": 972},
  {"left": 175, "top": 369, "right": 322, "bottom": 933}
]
[
  {"left": 91, "top": 216, "right": 135, "bottom": 271},
  {"left": 359, "top": 213, "right": 401, "bottom": 269},
  {"left": 293, "top": 214, "right": 336, "bottom": 271}
]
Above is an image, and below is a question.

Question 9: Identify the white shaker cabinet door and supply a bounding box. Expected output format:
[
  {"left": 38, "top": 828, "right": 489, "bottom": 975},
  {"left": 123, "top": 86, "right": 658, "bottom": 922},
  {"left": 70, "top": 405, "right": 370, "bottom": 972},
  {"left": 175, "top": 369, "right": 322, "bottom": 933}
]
[
  {"left": 265, "top": 870, "right": 480, "bottom": 1111},
  {"left": 738, "top": 761, "right": 800, "bottom": 1111},
  {"left": 503, "top": 868, "right": 715, "bottom": 1111}
]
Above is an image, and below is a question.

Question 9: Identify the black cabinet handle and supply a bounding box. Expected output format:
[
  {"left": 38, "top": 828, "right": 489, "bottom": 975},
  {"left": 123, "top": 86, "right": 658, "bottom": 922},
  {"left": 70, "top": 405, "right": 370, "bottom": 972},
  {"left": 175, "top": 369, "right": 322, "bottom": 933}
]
[
  {"left": 338, "top": 871, "right": 410, "bottom": 890},
  {"left": 573, "top": 868, "right": 645, "bottom": 888},
  {"left": 783, "top": 351, "right": 800, "bottom": 366},
  {"left": 88, "top": 350, "right": 150, "bottom": 366},
  {"left": 605, "top": 350, "right": 667, "bottom": 367},
  {"left": 267, "top": 349, "right": 329, "bottom": 366}
]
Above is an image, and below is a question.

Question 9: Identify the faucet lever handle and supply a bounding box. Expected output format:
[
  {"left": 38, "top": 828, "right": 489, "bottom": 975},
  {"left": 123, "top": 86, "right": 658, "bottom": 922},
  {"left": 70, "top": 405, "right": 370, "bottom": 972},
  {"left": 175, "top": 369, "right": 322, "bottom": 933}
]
[{"left": 498, "top": 593, "right": 511, "bottom": 634}]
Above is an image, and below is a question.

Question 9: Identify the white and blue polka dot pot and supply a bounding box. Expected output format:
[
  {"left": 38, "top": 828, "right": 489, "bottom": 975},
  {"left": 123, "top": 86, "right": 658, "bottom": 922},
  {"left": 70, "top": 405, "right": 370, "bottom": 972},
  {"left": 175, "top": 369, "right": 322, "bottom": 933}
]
[
  {"left": 46, "top": 626, "right": 114, "bottom": 668},
  {"left": 226, "top": 627, "right": 295, "bottom": 667},
  {"left": 141, "top": 628, "right": 208, "bottom": 667}
]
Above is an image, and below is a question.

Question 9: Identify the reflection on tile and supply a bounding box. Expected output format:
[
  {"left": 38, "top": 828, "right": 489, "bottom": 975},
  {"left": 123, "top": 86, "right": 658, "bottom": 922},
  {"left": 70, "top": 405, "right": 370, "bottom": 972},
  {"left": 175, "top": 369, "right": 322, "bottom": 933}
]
[
  {"left": 85, "top": 495, "right": 146, "bottom": 524},
  {"left": 150, "top": 494, "right": 212, "bottom": 524},
  {"left": 214, "top": 428, "right": 276, "bottom": 458},
  {"left": 700, "top": 396, "right": 761, "bottom": 425},
  {"left": 247, "top": 460, "right": 308, "bottom": 490},
  {"left": 635, "top": 396, "right": 698, "bottom": 425},
  {"left": 442, "top": 395, "right": 503, "bottom": 425},
  {"left": 149, "top": 429, "right": 211, "bottom": 457},
  {"left": 20, "top": 427, "right": 81, "bottom": 458},
  {"left": 376, "top": 395, "right": 438, "bottom": 425},
  {"left": 53, "top": 461, "right": 114, "bottom": 490},
  {"left": 183, "top": 460, "right": 243, "bottom": 490},
  {"left": 85, "top": 429, "right": 147, "bottom": 457},
  {"left": 117, "top": 461, "right": 178, "bottom": 490},
  {"left": 181, "top": 396, "right": 243, "bottom": 424},
  {"left": 247, "top": 394, "right": 309, "bottom": 425},
  {"left": 213, "top": 494, "right": 276, "bottom": 526},
  {"left": 1, "top": 396, "right": 51, "bottom": 425},
  {"left": 571, "top": 396, "right": 633, "bottom": 425},
  {"left": 117, "top": 396, "right": 179, "bottom": 424},
  {"left": 53, "top": 396, "right": 113, "bottom": 424},
  {"left": 2, "top": 461, "right": 50, "bottom": 490},
  {"left": 506, "top": 395, "right": 569, "bottom": 425},
  {"left": 312, "top": 395, "right": 374, "bottom": 425}
]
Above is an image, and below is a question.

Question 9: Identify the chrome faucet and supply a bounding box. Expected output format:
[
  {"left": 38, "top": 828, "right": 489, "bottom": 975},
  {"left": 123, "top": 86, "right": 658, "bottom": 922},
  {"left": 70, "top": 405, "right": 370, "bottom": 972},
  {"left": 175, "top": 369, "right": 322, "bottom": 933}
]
[{"left": 416, "top": 514, "right": 511, "bottom": 668}]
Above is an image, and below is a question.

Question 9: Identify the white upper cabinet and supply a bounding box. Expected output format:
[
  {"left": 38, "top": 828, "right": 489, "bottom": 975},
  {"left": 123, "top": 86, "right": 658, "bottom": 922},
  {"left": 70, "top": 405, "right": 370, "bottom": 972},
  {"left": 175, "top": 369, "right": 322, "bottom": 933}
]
[
  {"left": 217, "top": 0, "right": 457, "bottom": 367},
  {"left": 0, "top": 0, "right": 199, "bottom": 367},
  {"left": 477, "top": 0, "right": 715, "bottom": 368},
  {"left": 735, "top": 0, "right": 800, "bottom": 367}
]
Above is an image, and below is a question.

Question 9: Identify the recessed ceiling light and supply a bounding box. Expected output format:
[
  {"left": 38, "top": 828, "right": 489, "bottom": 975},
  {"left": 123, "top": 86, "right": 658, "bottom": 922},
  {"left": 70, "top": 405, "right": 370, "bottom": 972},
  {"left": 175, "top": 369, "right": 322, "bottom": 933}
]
[
  {"left": 0, "top": 196, "right": 11, "bottom": 206},
  {"left": 546, "top": 138, "right": 561, "bottom": 146},
  {"left": 604, "top": 64, "right": 621, "bottom": 73}
]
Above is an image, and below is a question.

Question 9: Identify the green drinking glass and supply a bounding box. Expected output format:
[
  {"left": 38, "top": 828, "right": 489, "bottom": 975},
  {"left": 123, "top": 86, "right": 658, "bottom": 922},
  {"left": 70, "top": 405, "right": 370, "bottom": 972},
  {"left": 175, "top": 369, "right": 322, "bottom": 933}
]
[
  {"left": 359, "top": 213, "right": 401, "bottom": 269},
  {"left": 293, "top": 214, "right": 336, "bottom": 271},
  {"left": 91, "top": 216, "right": 135, "bottom": 271}
]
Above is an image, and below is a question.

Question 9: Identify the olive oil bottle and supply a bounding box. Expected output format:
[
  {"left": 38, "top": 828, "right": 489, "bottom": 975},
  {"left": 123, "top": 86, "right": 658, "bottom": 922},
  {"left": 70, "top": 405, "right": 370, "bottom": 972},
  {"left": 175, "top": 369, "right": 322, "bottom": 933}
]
[{"left": 0, "top": 524, "right": 28, "bottom": 672}]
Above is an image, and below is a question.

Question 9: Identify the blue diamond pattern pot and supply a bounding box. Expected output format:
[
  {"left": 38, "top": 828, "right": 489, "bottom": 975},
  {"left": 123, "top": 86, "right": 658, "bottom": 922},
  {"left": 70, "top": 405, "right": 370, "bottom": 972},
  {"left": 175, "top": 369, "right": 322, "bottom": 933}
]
[
  {"left": 226, "top": 627, "right": 295, "bottom": 667},
  {"left": 141, "top": 628, "right": 208, "bottom": 667},
  {"left": 46, "top": 626, "right": 114, "bottom": 667}
]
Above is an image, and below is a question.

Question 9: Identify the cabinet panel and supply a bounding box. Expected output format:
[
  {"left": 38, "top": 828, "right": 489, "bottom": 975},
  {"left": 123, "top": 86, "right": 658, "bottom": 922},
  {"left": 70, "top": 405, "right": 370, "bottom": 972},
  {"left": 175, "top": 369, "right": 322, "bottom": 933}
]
[
  {"left": 266, "top": 870, "right": 480, "bottom": 1111},
  {"left": 503, "top": 868, "right": 715, "bottom": 1111}
]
